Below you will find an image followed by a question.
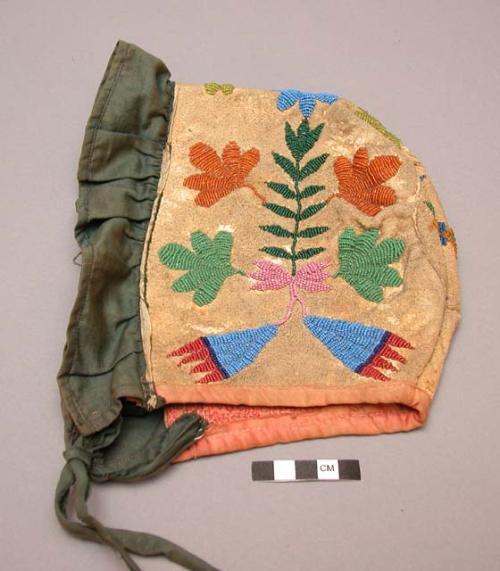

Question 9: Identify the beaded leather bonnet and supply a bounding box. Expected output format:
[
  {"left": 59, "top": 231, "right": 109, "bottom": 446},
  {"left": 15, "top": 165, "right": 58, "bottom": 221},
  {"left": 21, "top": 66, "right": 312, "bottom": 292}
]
[{"left": 55, "top": 41, "right": 460, "bottom": 570}]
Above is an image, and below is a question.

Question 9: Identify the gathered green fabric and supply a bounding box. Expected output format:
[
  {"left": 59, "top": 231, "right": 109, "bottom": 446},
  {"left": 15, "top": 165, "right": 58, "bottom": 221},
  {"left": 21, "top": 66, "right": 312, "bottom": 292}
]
[
  {"left": 55, "top": 412, "right": 216, "bottom": 571},
  {"left": 58, "top": 40, "right": 174, "bottom": 436},
  {"left": 54, "top": 41, "right": 216, "bottom": 570}
]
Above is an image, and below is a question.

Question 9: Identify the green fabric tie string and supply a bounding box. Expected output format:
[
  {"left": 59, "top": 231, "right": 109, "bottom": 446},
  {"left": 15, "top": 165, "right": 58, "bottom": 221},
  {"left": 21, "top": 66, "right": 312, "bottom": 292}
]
[
  {"left": 54, "top": 41, "right": 218, "bottom": 571},
  {"left": 55, "top": 414, "right": 219, "bottom": 571}
]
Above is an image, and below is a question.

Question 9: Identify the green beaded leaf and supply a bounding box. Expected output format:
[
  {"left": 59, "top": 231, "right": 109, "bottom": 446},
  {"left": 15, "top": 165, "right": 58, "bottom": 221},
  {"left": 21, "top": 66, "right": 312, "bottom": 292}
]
[
  {"left": 158, "top": 230, "right": 241, "bottom": 306},
  {"left": 260, "top": 246, "right": 292, "bottom": 259},
  {"left": 264, "top": 202, "right": 297, "bottom": 219},
  {"left": 262, "top": 119, "right": 331, "bottom": 270},
  {"left": 190, "top": 231, "right": 213, "bottom": 253},
  {"left": 299, "top": 202, "right": 326, "bottom": 220},
  {"left": 298, "top": 153, "right": 329, "bottom": 181},
  {"left": 424, "top": 200, "right": 436, "bottom": 216},
  {"left": 272, "top": 152, "right": 299, "bottom": 180},
  {"left": 298, "top": 226, "right": 330, "bottom": 238},
  {"left": 285, "top": 122, "right": 300, "bottom": 160},
  {"left": 335, "top": 228, "right": 405, "bottom": 302},
  {"left": 158, "top": 243, "right": 196, "bottom": 270},
  {"left": 266, "top": 181, "right": 295, "bottom": 199},
  {"left": 285, "top": 119, "right": 325, "bottom": 162},
  {"left": 295, "top": 247, "right": 325, "bottom": 259},
  {"left": 260, "top": 224, "right": 294, "bottom": 238},
  {"left": 298, "top": 120, "right": 324, "bottom": 146},
  {"left": 299, "top": 185, "right": 325, "bottom": 199}
]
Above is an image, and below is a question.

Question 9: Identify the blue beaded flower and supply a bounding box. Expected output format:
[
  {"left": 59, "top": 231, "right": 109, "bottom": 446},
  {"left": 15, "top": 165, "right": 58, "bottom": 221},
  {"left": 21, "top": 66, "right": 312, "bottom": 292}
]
[{"left": 276, "top": 89, "right": 338, "bottom": 117}]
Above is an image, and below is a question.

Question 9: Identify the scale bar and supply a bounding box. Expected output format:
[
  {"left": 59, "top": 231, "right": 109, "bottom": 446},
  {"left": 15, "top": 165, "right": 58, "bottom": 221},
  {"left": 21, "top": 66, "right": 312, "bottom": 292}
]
[{"left": 252, "top": 459, "right": 361, "bottom": 482}]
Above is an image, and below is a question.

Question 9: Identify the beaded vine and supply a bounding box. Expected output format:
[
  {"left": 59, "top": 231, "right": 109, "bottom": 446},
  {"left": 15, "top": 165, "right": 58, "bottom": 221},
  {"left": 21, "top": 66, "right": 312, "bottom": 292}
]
[{"left": 354, "top": 107, "right": 402, "bottom": 147}]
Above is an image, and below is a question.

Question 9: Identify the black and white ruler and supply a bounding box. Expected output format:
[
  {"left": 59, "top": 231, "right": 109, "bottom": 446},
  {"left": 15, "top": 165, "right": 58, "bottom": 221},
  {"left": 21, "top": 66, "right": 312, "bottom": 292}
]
[{"left": 252, "top": 459, "right": 361, "bottom": 482}]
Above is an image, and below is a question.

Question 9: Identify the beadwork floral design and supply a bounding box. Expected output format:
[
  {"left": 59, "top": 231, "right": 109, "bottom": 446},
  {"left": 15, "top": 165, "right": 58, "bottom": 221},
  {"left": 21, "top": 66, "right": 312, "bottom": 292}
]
[
  {"left": 161, "top": 113, "right": 414, "bottom": 383},
  {"left": 249, "top": 260, "right": 330, "bottom": 293},
  {"left": 158, "top": 230, "right": 243, "bottom": 306},
  {"left": 249, "top": 260, "right": 331, "bottom": 324},
  {"left": 277, "top": 89, "right": 338, "bottom": 117},
  {"left": 304, "top": 316, "right": 413, "bottom": 381},
  {"left": 168, "top": 325, "right": 279, "bottom": 384},
  {"left": 333, "top": 228, "right": 405, "bottom": 302},
  {"left": 333, "top": 148, "right": 401, "bottom": 216},
  {"left": 183, "top": 141, "right": 262, "bottom": 207},
  {"left": 261, "top": 118, "right": 330, "bottom": 273}
]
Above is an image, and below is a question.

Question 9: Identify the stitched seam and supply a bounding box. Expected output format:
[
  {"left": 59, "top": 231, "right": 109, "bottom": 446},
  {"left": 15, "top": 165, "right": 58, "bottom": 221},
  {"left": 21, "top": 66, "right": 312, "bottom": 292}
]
[
  {"left": 411, "top": 169, "right": 447, "bottom": 290},
  {"left": 408, "top": 159, "right": 455, "bottom": 395},
  {"left": 144, "top": 85, "right": 180, "bottom": 393}
]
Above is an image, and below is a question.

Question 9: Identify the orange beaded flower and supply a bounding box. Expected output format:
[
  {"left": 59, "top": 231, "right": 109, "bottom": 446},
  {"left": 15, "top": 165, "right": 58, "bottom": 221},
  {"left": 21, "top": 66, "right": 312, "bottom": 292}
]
[
  {"left": 184, "top": 141, "right": 261, "bottom": 207},
  {"left": 333, "top": 147, "right": 401, "bottom": 216}
]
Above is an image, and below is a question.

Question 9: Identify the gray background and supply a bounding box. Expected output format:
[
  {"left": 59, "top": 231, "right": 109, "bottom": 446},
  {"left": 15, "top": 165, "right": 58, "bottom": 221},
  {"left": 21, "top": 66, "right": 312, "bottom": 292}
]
[{"left": 1, "top": 1, "right": 499, "bottom": 570}]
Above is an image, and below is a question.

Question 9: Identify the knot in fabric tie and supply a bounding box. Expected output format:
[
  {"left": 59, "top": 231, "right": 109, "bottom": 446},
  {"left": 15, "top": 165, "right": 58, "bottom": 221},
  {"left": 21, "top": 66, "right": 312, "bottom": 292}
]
[{"left": 63, "top": 445, "right": 93, "bottom": 467}]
